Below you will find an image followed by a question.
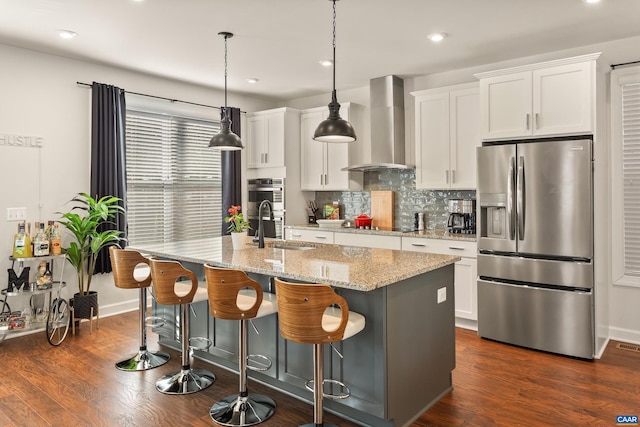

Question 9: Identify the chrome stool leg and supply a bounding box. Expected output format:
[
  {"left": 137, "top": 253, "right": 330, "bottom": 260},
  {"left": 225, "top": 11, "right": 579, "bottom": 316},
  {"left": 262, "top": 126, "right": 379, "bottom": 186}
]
[
  {"left": 116, "top": 288, "right": 170, "bottom": 371},
  {"left": 300, "top": 343, "right": 338, "bottom": 427},
  {"left": 156, "top": 303, "right": 215, "bottom": 394},
  {"left": 210, "top": 319, "right": 276, "bottom": 426}
]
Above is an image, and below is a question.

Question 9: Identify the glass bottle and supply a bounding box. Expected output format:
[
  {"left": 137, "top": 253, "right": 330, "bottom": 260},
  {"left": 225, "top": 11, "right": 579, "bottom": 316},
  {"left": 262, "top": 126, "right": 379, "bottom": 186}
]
[
  {"left": 34, "top": 222, "right": 50, "bottom": 256},
  {"left": 13, "top": 222, "right": 32, "bottom": 258},
  {"left": 49, "top": 223, "right": 62, "bottom": 255}
]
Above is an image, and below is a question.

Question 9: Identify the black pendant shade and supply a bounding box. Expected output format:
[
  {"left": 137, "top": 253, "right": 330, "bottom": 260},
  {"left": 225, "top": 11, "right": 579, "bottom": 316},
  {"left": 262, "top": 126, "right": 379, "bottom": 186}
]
[
  {"left": 313, "top": 0, "right": 356, "bottom": 143},
  {"left": 209, "top": 31, "right": 243, "bottom": 150},
  {"left": 314, "top": 90, "right": 356, "bottom": 143},
  {"left": 209, "top": 109, "right": 243, "bottom": 150}
]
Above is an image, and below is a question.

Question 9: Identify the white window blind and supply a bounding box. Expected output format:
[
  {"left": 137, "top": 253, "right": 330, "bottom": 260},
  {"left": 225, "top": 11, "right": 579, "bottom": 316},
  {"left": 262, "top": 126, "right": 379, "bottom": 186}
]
[
  {"left": 125, "top": 109, "right": 222, "bottom": 246},
  {"left": 623, "top": 81, "right": 640, "bottom": 276}
]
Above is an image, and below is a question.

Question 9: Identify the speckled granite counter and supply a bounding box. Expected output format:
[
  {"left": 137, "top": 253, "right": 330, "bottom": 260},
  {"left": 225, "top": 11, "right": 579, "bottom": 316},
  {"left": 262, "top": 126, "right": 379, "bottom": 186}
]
[
  {"left": 286, "top": 224, "right": 476, "bottom": 242},
  {"left": 130, "top": 236, "right": 459, "bottom": 292},
  {"left": 131, "top": 236, "right": 457, "bottom": 427}
]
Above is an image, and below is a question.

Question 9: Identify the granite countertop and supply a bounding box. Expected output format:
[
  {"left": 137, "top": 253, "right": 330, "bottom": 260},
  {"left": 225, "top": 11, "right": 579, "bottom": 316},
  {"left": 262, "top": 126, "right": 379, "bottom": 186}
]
[
  {"left": 286, "top": 224, "right": 477, "bottom": 242},
  {"left": 130, "top": 237, "right": 460, "bottom": 292}
]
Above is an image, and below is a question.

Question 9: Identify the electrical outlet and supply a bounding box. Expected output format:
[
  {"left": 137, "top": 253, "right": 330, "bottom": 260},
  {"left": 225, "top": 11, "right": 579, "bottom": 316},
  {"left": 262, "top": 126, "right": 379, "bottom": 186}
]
[
  {"left": 437, "top": 287, "right": 446, "bottom": 304},
  {"left": 6, "top": 207, "right": 27, "bottom": 221}
]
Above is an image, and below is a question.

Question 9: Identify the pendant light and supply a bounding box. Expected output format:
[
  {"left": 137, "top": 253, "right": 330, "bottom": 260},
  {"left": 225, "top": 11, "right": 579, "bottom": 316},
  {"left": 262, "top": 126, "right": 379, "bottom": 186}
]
[
  {"left": 209, "top": 31, "right": 244, "bottom": 150},
  {"left": 313, "top": 0, "right": 357, "bottom": 143}
]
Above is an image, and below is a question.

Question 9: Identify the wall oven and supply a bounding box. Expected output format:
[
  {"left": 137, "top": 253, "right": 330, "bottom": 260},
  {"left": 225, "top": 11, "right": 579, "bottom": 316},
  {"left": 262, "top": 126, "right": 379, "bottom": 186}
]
[{"left": 247, "top": 178, "right": 285, "bottom": 239}]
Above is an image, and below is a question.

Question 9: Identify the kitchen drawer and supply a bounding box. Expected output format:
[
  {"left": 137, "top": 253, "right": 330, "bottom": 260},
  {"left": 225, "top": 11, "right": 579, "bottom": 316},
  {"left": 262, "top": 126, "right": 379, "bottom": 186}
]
[
  {"left": 286, "top": 228, "right": 334, "bottom": 244},
  {"left": 402, "top": 237, "right": 477, "bottom": 258},
  {"left": 334, "top": 232, "right": 401, "bottom": 250}
]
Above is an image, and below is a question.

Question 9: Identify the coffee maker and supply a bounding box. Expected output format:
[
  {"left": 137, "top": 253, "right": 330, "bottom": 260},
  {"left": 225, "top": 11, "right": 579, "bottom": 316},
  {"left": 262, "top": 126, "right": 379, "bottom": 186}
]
[{"left": 447, "top": 199, "right": 476, "bottom": 234}]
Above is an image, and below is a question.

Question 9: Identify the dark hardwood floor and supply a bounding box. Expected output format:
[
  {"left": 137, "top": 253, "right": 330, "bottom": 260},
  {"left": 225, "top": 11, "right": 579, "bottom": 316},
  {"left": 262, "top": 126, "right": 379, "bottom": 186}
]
[{"left": 1, "top": 311, "right": 638, "bottom": 426}]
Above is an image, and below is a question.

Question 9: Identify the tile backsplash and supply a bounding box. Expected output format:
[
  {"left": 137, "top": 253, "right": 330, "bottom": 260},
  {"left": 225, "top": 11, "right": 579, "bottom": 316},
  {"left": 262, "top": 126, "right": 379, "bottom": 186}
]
[{"left": 314, "top": 169, "right": 476, "bottom": 231}]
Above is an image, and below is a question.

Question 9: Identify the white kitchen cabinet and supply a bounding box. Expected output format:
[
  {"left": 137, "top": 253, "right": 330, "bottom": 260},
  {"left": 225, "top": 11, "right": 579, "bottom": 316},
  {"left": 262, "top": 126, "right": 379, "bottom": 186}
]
[
  {"left": 286, "top": 228, "right": 334, "bottom": 244},
  {"left": 300, "top": 103, "right": 363, "bottom": 191},
  {"left": 247, "top": 107, "right": 299, "bottom": 169},
  {"left": 411, "top": 83, "right": 480, "bottom": 190},
  {"left": 475, "top": 53, "right": 600, "bottom": 141},
  {"left": 402, "top": 237, "right": 478, "bottom": 323},
  {"left": 334, "top": 232, "right": 401, "bottom": 250}
]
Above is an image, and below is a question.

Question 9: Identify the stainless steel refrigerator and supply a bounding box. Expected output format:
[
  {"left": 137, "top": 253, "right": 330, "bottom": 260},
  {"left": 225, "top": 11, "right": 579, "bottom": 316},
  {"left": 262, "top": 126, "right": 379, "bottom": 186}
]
[{"left": 477, "top": 138, "right": 594, "bottom": 359}]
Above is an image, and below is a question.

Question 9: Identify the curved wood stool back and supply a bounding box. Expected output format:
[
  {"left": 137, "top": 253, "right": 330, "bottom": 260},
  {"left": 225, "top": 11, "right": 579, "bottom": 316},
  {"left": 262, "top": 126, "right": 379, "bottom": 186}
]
[
  {"left": 109, "top": 247, "right": 169, "bottom": 371},
  {"left": 205, "top": 267, "right": 263, "bottom": 320},
  {"left": 274, "top": 278, "right": 364, "bottom": 427},
  {"left": 148, "top": 258, "right": 215, "bottom": 395},
  {"left": 204, "top": 265, "right": 277, "bottom": 426},
  {"left": 274, "top": 279, "right": 349, "bottom": 345},
  {"left": 148, "top": 258, "right": 199, "bottom": 306},
  {"left": 110, "top": 246, "right": 152, "bottom": 289}
]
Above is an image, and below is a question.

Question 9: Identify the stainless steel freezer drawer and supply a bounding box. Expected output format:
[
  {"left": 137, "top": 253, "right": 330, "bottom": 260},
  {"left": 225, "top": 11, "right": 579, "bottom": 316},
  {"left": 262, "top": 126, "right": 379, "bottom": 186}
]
[{"left": 477, "top": 279, "right": 594, "bottom": 359}]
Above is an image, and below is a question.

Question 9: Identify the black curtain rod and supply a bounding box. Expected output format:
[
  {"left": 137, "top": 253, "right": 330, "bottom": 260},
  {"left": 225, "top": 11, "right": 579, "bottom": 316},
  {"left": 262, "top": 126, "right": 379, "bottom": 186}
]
[
  {"left": 611, "top": 60, "right": 640, "bottom": 70},
  {"left": 76, "top": 81, "right": 246, "bottom": 113}
]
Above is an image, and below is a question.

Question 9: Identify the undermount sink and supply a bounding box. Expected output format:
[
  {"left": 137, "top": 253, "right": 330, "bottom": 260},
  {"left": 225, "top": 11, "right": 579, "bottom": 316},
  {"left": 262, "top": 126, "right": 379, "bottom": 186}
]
[{"left": 267, "top": 241, "right": 316, "bottom": 251}]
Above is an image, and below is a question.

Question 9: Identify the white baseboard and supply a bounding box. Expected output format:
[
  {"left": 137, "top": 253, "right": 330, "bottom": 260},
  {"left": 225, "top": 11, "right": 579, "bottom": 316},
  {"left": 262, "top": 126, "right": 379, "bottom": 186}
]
[
  {"left": 610, "top": 326, "right": 640, "bottom": 345},
  {"left": 455, "top": 317, "right": 478, "bottom": 331}
]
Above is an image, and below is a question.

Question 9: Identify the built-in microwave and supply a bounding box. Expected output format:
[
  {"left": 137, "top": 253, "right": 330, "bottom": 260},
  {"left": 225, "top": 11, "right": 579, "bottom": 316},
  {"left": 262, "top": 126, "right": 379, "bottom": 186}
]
[{"left": 247, "top": 178, "right": 285, "bottom": 239}]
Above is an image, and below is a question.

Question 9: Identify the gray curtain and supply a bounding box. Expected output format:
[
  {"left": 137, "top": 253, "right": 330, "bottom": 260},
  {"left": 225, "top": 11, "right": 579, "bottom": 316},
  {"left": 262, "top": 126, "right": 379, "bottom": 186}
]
[
  {"left": 90, "top": 82, "right": 127, "bottom": 274},
  {"left": 221, "top": 107, "right": 242, "bottom": 235}
]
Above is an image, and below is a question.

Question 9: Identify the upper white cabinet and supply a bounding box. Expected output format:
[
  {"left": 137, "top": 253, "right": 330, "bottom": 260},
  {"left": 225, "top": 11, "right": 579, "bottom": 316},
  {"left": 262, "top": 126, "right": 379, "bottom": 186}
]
[
  {"left": 411, "top": 83, "right": 480, "bottom": 190},
  {"left": 300, "top": 103, "right": 363, "bottom": 191},
  {"left": 247, "top": 107, "right": 300, "bottom": 169},
  {"left": 475, "top": 53, "right": 600, "bottom": 141}
]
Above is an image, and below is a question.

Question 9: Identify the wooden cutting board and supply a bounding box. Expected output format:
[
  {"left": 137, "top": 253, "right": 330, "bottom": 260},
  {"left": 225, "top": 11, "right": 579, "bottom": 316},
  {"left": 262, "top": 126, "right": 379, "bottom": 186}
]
[{"left": 371, "top": 191, "right": 394, "bottom": 231}]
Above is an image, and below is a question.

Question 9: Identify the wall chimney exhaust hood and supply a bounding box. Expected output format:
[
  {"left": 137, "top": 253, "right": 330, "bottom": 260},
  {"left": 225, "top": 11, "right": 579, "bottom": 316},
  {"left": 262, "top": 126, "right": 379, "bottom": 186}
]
[{"left": 344, "top": 75, "right": 411, "bottom": 171}]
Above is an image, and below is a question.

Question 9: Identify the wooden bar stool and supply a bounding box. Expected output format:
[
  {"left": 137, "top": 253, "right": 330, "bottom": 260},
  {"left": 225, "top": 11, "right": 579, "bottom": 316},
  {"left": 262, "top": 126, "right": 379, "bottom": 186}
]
[
  {"left": 149, "top": 258, "right": 215, "bottom": 395},
  {"left": 109, "top": 247, "right": 170, "bottom": 371},
  {"left": 204, "top": 265, "right": 277, "bottom": 426},
  {"left": 274, "top": 278, "right": 365, "bottom": 427}
]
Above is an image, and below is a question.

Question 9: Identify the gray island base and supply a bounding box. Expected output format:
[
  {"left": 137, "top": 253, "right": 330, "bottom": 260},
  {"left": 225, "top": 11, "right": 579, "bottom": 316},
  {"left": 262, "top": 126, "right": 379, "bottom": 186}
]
[{"left": 131, "top": 237, "right": 458, "bottom": 427}]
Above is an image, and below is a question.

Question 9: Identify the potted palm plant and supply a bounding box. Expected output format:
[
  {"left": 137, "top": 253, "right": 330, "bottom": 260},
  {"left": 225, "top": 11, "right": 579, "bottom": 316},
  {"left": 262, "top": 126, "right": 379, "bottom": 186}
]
[{"left": 58, "top": 193, "right": 124, "bottom": 320}]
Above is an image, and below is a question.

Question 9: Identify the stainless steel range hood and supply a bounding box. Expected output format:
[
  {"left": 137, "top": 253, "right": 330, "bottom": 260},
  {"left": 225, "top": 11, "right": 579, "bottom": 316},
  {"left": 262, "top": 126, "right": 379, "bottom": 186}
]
[{"left": 344, "top": 75, "right": 411, "bottom": 171}]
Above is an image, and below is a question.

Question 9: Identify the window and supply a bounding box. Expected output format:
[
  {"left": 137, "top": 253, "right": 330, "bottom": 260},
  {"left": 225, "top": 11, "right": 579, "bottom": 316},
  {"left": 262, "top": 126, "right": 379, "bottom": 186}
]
[
  {"left": 611, "top": 65, "right": 640, "bottom": 286},
  {"left": 125, "top": 108, "right": 222, "bottom": 246}
]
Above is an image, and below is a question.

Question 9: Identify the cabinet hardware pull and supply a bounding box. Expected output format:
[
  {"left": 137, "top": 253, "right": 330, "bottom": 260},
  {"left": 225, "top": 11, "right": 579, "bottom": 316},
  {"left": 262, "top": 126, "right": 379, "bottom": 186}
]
[
  {"left": 451, "top": 170, "right": 456, "bottom": 184},
  {"left": 445, "top": 170, "right": 449, "bottom": 184},
  {"left": 525, "top": 113, "right": 530, "bottom": 130},
  {"left": 292, "top": 233, "right": 302, "bottom": 237},
  {"left": 535, "top": 113, "right": 539, "bottom": 130},
  {"left": 411, "top": 243, "right": 427, "bottom": 247},
  {"left": 324, "top": 174, "right": 328, "bottom": 186},
  {"left": 315, "top": 236, "right": 327, "bottom": 239},
  {"left": 448, "top": 246, "right": 465, "bottom": 251},
  {"left": 265, "top": 152, "right": 268, "bottom": 163}
]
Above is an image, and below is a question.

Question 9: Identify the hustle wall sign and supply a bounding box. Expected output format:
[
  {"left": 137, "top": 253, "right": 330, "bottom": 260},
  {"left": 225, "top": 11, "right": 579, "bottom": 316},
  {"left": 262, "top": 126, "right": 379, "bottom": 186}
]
[{"left": 0, "top": 133, "right": 43, "bottom": 148}]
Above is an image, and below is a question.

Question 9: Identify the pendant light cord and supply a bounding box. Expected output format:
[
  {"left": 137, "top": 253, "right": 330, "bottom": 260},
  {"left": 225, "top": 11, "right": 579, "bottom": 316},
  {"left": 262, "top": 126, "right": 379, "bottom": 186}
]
[
  {"left": 224, "top": 34, "right": 229, "bottom": 110},
  {"left": 332, "top": 0, "right": 337, "bottom": 96}
]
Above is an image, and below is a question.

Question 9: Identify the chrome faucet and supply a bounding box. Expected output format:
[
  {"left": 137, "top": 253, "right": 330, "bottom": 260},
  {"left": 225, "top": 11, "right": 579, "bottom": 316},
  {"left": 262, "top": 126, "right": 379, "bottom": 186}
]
[{"left": 254, "top": 199, "right": 274, "bottom": 248}]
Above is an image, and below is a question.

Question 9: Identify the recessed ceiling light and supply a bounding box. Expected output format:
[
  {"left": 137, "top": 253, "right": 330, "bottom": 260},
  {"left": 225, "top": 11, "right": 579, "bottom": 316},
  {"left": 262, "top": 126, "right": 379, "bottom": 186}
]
[
  {"left": 427, "top": 33, "right": 447, "bottom": 42},
  {"left": 582, "top": 0, "right": 600, "bottom": 3},
  {"left": 246, "top": 78, "right": 259, "bottom": 84},
  {"left": 319, "top": 59, "right": 333, "bottom": 67},
  {"left": 57, "top": 30, "right": 77, "bottom": 39}
]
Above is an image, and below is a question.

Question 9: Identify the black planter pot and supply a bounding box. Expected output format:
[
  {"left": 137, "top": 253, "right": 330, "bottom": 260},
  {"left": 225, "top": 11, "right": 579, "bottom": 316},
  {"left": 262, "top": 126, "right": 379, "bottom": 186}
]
[{"left": 71, "top": 291, "right": 99, "bottom": 320}]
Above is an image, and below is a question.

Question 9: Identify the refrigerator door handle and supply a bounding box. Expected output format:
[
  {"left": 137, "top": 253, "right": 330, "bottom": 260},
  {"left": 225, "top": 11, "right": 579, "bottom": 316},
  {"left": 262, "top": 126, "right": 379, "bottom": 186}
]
[
  {"left": 517, "top": 156, "right": 525, "bottom": 240},
  {"left": 508, "top": 156, "right": 516, "bottom": 240}
]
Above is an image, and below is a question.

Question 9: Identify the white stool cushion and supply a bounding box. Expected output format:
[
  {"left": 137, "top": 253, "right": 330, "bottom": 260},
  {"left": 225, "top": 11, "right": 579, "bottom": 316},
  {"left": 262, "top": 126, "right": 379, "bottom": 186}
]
[
  {"left": 322, "top": 306, "right": 366, "bottom": 340},
  {"left": 133, "top": 264, "right": 151, "bottom": 282},
  {"left": 237, "top": 289, "right": 278, "bottom": 318},
  {"left": 173, "top": 281, "right": 208, "bottom": 303}
]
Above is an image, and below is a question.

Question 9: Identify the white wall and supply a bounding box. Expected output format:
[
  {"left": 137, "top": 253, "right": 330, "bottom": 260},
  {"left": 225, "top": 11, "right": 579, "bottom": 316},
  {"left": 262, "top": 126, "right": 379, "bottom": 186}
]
[{"left": 0, "top": 43, "right": 278, "bottom": 319}]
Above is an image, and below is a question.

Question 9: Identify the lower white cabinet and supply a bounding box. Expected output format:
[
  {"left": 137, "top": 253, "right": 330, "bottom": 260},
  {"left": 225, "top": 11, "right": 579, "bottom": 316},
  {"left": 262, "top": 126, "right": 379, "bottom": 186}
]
[
  {"left": 286, "top": 228, "right": 334, "bottom": 244},
  {"left": 333, "top": 233, "right": 401, "bottom": 250},
  {"left": 402, "top": 237, "right": 478, "bottom": 323}
]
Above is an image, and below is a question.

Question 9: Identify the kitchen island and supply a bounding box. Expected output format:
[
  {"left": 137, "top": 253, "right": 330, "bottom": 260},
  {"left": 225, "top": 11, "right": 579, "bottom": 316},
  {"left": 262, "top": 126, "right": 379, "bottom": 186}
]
[{"left": 130, "top": 237, "right": 459, "bottom": 427}]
